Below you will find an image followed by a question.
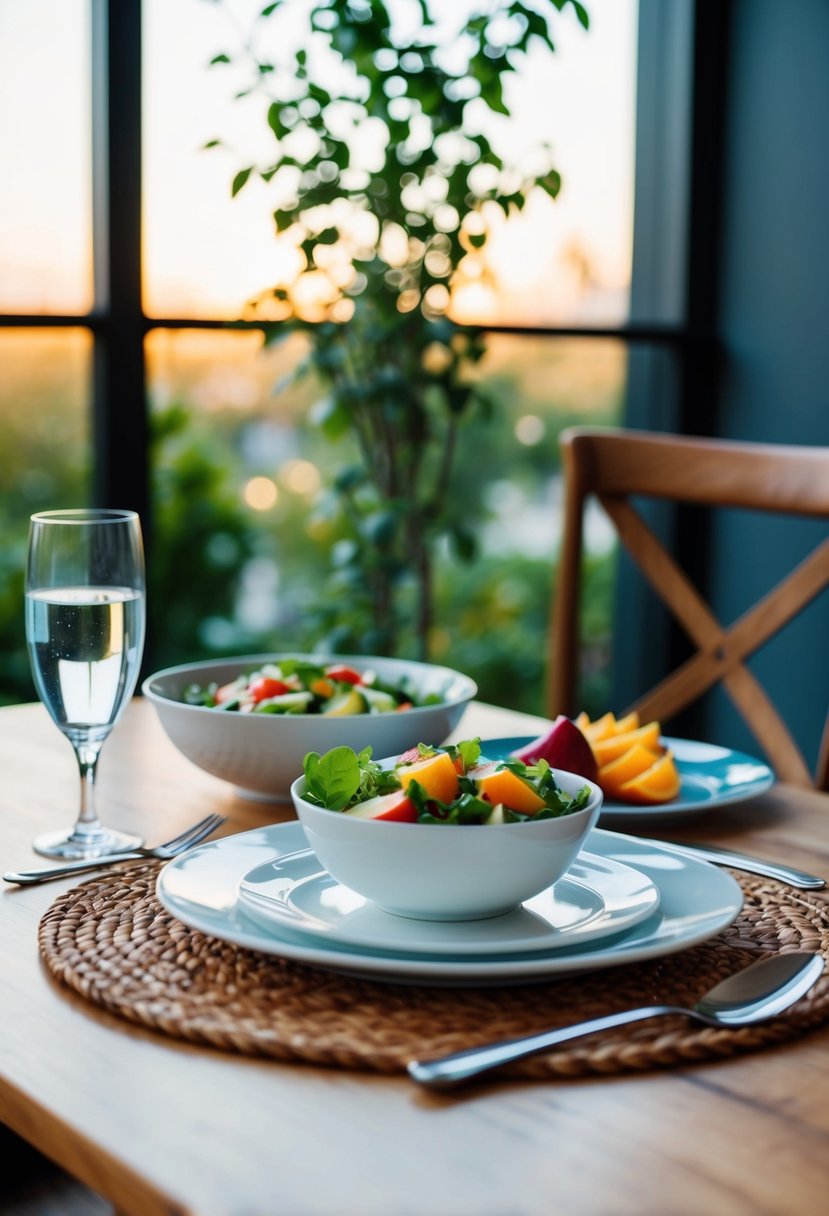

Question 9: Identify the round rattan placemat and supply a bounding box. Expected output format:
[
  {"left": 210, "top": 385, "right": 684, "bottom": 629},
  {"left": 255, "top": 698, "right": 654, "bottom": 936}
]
[{"left": 38, "top": 862, "right": 829, "bottom": 1079}]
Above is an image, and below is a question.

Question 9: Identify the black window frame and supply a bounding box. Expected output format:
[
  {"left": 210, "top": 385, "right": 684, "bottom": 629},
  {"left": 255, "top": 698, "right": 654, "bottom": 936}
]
[{"left": 0, "top": 0, "right": 725, "bottom": 685}]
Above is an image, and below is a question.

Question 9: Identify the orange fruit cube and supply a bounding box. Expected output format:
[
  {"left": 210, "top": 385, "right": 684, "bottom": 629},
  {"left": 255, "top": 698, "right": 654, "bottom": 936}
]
[
  {"left": 397, "top": 751, "right": 460, "bottom": 804},
  {"left": 472, "top": 763, "right": 547, "bottom": 815}
]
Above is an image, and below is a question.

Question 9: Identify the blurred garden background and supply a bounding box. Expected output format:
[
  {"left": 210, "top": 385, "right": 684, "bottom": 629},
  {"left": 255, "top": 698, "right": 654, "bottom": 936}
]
[{"left": 0, "top": 0, "right": 636, "bottom": 715}]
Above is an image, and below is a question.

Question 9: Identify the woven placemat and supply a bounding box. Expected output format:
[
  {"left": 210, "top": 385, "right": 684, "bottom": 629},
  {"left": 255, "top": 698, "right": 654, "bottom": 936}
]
[{"left": 38, "top": 862, "right": 829, "bottom": 1079}]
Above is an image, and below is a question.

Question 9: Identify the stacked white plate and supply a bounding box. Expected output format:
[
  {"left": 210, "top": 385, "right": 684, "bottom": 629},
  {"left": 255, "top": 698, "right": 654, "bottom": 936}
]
[{"left": 157, "top": 822, "right": 744, "bottom": 988}]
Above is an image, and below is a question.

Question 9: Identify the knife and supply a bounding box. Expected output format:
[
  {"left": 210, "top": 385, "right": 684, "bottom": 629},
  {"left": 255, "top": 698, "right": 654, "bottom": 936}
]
[{"left": 640, "top": 838, "right": 826, "bottom": 890}]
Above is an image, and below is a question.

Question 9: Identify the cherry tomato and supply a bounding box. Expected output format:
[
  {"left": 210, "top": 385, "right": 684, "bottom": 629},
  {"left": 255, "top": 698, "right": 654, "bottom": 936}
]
[
  {"left": 248, "top": 676, "right": 291, "bottom": 703},
  {"left": 324, "top": 665, "right": 363, "bottom": 685}
]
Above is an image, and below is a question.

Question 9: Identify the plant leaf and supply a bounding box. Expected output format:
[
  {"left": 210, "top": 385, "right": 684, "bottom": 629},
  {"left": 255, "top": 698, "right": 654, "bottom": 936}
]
[{"left": 231, "top": 166, "right": 253, "bottom": 197}]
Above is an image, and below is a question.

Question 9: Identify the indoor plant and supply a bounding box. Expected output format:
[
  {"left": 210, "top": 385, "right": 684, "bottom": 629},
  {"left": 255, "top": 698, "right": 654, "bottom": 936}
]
[{"left": 207, "top": 0, "right": 589, "bottom": 658}]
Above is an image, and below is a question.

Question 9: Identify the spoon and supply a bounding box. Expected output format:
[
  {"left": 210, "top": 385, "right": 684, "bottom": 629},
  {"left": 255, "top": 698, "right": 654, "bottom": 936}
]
[{"left": 408, "top": 952, "right": 824, "bottom": 1090}]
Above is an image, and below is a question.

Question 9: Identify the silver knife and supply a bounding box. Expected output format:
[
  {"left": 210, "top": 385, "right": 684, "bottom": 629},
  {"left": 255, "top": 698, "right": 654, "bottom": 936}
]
[{"left": 644, "top": 839, "right": 825, "bottom": 889}]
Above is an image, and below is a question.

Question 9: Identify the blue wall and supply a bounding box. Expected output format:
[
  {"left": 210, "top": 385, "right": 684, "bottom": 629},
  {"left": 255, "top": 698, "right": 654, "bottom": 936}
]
[{"left": 705, "top": 0, "right": 829, "bottom": 771}]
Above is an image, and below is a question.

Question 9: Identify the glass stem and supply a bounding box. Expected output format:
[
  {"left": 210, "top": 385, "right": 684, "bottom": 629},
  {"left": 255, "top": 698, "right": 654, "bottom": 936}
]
[{"left": 73, "top": 741, "right": 105, "bottom": 840}]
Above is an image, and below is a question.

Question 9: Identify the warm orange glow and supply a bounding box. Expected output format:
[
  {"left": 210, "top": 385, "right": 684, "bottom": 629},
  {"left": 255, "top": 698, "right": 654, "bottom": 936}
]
[
  {"left": 0, "top": 2, "right": 93, "bottom": 313},
  {"left": 141, "top": 0, "right": 636, "bottom": 324},
  {"left": 280, "top": 459, "right": 321, "bottom": 495},
  {"left": 1, "top": 0, "right": 636, "bottom": 327},
  {"left": 244, "top": 476, "right": 279, "bottom": 510}
]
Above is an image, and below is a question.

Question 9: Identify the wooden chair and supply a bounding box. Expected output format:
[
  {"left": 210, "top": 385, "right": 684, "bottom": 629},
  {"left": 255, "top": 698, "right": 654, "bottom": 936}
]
[{"left": 550, "top": 427, "right": 829, "bottom": 790}]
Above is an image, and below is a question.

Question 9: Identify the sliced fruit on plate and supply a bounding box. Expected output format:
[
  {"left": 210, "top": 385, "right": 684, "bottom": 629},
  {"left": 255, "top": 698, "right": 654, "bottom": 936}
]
[
  {"left": 596, "top": 741, "right": 662, "bottom": 799},
  {"left": 577, "top": 709, "right": 681, "bottom": 804},
  {"left": 616, "top": 750, "right": 681, "bottom": 804},
  {"left": 592, "top": 720, "right": 662, "bottom": 767},
  {"left": 509, "top": 715, "right": 598, "bottom": 783},
  {"left": 612, "top": 711, "right": 640, "bottom": 735},
  {"left": 579, "top": 711, "right": 618, "bottom": 743}
]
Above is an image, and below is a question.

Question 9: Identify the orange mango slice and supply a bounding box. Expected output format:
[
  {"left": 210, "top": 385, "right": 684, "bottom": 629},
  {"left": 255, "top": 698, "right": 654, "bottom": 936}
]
[
  {"left": 597, "top": 742, "right": 661, "bottom": 799},
  {"left": 576, "top": 709, "right": 679, "bottom": 804},
  {"left": 611, "top": 711, "right": 640, "bottom": 735},
  {"left": 397, "top": 751, "right": 459, "bottom": 804},
  {"left": 582, "top": 712, "right": 618, "bottom": 743},
  {"left": 592, "top": 721, "right": 662, "bottom": 767},
  {"left": 472, "top": 763, "right": 547, "bottom": 815},
  {"left": 617, "top": 750, "right": 681, "bottom": 804}
]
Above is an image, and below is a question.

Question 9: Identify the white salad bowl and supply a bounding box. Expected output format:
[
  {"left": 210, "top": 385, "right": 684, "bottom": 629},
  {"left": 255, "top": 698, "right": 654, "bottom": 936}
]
[
  {"left": 291, "top": 764, "right": 604, "bottom": 921},
  {"left": 142, "top": 653, "right": 477, "bottom": 802}
]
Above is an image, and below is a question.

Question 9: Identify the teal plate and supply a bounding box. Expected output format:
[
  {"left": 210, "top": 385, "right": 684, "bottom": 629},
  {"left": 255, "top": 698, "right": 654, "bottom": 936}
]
[{"left": 481, "top": 736, "right": 775, "bottom": 821}]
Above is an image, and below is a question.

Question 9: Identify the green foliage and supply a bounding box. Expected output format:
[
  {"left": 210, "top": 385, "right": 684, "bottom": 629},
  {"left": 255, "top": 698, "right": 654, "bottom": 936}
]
[
  {"left": 208, "top": 0, "right": 590, "bottom": 658},
  {"left": 0, "top": 344, "right": 89, "bottom": 705},
  {"left": 429, "top": 547, "right": 614, "bottom": 718},
  {"left": 148, "top": 403, "right": 261, "bottom": 668}
]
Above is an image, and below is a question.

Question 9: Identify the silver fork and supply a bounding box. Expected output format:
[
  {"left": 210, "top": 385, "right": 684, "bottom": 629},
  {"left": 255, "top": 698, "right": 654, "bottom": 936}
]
[{"left": 3, "top": 812, "right": 227, "bottom": 885}]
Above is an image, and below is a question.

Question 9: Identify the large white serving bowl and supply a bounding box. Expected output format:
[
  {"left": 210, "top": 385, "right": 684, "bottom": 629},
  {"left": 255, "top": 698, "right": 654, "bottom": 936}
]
[
  {"left": 291, "top": 762, "right": 603, "bottom": 921},
  {"left": 142, "top": 653, "right": 477, "bottom": 802}
]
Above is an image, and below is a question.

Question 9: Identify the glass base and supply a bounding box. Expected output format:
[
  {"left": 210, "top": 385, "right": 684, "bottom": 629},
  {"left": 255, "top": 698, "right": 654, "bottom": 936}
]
[{"left": 32, "top": 826, "right": 144, "bottom": 860}]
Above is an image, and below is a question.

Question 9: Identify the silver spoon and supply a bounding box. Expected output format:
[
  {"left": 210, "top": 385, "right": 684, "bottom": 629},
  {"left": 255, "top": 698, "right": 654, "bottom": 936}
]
[{"left": 408, "top": 952, "right": 824, "bottom": 1090}]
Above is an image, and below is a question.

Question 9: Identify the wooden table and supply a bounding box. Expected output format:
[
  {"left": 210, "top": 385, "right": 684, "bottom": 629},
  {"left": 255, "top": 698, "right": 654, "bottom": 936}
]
[{"left": 2, "top": 698, "right": 829, "bottom": 1216}]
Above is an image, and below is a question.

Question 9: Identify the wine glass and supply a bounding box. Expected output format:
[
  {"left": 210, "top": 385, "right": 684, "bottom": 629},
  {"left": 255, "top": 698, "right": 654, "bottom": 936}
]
[{"left": 24, "top": 508, "right": 147, "bottom": 859}]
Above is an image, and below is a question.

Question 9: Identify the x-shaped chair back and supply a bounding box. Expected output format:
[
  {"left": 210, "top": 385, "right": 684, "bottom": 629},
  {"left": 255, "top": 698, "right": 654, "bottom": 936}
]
[{"left": 550, "top": 427, "right": 829, "bottom": 790}]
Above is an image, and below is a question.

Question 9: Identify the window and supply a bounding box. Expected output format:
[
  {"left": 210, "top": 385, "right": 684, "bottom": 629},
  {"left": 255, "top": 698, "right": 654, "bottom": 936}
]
[
  {"left": 2, "top": 0, "right": 683, "bottom": 717},
  {"left": 0, "top": 1, "right": 93, "bottom": 314}
]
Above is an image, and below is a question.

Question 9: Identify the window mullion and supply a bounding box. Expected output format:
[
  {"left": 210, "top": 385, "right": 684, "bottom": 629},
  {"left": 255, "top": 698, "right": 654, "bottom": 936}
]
[{"left": 90, "top": 0, "right": 149, "bottom": 530}]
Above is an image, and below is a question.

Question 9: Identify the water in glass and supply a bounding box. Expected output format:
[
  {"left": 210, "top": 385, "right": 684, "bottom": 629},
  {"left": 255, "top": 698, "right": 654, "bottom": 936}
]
[{"left": 25, "top": 510, "right": 146, "bottom": 858}]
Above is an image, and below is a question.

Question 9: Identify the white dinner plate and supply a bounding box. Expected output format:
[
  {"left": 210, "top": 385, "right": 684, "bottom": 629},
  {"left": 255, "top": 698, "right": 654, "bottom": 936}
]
[
  {"left": 483, "top": 736, "right": 775, "bottom": 821},
  {"left": 156, "top": 823, "right": 743, "bottom": 987},
  {"left": 237, "top": 848, "right": 660, "bottom": 956}
]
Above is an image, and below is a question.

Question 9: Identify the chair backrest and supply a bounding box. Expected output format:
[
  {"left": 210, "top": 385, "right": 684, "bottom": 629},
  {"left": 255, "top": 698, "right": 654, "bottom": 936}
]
[{"left": 550, "top": 427, "right": 829, "bottom": 790}]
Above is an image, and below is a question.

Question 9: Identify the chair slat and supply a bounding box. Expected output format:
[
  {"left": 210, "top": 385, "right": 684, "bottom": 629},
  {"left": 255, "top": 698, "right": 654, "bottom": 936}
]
[
  {"left": 574, "top": 430, "right": 829, "bottom": 513},
  {"left": 549, "top": 428, "right": 829, "bottom": 790}
]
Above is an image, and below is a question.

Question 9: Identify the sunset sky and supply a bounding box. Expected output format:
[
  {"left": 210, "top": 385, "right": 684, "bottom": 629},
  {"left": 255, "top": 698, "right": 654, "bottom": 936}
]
[{"left": 0, "top": 0, "right": 637, "bottom": 324}]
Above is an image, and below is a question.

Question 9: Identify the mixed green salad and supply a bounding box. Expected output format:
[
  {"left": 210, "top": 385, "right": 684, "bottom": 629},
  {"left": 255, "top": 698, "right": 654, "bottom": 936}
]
[
  {"left": 182, "top": 658, "right": 440, "bottom": 716},
  {"left": 302, "top": 738, "right": 593, "bottom": 824}
]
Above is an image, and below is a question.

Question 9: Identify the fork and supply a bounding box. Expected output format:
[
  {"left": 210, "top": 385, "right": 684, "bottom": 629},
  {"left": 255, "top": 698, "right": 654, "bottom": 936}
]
[
  {"left": 635, "top": 837, "right": 826, "bottom": 890},
  {"left": 3, "top": 812, "right": 227, "bottom": 885}
]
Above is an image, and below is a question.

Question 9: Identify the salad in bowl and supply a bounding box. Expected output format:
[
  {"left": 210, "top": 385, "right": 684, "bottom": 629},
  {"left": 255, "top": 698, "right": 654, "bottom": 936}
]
[
  {"left": 181, "top": 657, "right": 435, "bottom": 717},
  {"left": 291, "top": 738, "right": 603, "bottom": 920},
  {"left": 141, "top": 653, "right": 476, "bottom": 802}
]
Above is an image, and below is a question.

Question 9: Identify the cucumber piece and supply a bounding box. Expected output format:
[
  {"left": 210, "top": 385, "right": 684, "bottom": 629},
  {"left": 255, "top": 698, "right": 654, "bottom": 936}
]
[
  {"left": 484, "top": 803, "right": 506, "bottom": 825},
  {"left": 360, "top": 686, "right": 398, "bottom": 714},
  {"left": 321, "top": 688, "right": 369, "bottom": 716},
  {"left": 254, "top": 691, "right": 314, "bottom": 714}
]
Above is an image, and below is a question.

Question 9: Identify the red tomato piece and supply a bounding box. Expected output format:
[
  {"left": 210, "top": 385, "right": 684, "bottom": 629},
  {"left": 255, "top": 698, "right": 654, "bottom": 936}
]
[
  {"left": 248, "top": 676, "right": 291, "bottom": 703},
  {"left": 324, "top": 665, "right": 363, "bottom": 685}
]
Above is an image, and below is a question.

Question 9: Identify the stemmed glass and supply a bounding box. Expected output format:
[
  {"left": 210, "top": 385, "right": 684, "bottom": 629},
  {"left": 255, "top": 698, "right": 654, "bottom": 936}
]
[{"left": 24, "top": 509, "right": 147, "bottom": 859}]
